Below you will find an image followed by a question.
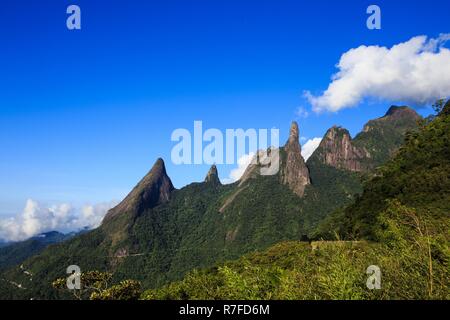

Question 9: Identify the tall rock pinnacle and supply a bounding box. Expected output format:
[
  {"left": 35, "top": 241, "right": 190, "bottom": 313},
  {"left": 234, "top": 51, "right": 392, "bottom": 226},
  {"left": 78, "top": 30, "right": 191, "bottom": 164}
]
[
  {"left": 288, "top": 121, "right": 300, "bottom": 145},
  {"left": 280, "top": 121, "right": 310, "bottom": 197},
  {"left": 205, "top": 164, "right": 221, "bottom": 185},
  {"left": 103, "top": 158, "right": 175, "bottom": 223}
]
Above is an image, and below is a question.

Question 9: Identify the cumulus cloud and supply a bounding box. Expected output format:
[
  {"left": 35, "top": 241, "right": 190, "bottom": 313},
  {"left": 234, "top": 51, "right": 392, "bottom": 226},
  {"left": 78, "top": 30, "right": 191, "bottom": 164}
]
[
  {"left": 301, "top": 138, "right": 322, "bottom": 161},
  {"left": 0, "top": 199, "right": 117, "bottom": 242},
  {"left": 305, "top": 34, "right": 450, "bottom": 112},
  {"left": 223, "top": 152, "right": 255, "bottom": 184}
]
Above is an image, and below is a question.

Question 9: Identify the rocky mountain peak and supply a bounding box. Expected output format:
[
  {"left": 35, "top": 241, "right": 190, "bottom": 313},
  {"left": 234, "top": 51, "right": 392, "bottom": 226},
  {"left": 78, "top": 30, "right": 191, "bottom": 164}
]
[
  {"left": 235, "top": 121, "right": 310, "bottom": 197},
  {"left": 314, "top": 126, "right": 369, "bottom": 172},
  {"left": 326, "top": 126, "right": 355, "bottom": 142},
  {"left": 384, "top": 106, "right": 421, "bottom": 120},
  {"left": 281, "top": 121, "right": 310, "bottom": 197},
  {"left": 326, "top": 126, "right": 347, "bottom": 137},
  {"left": 205, "top": 164, "right": 221, "bottom": 185},
  {"left": 310, "top": 105, "right": 422, "bottom": 172},
  {"left": 103, "top": 158, "right": 174, "bottom": 223}
]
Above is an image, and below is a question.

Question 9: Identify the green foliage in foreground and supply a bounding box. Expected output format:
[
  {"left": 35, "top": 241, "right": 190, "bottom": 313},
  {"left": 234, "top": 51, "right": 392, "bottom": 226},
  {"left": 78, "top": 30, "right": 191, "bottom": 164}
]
[
  {"left": 141, "top": 217, "right": 448, "bottom": 300},
  {"left": 53, "top": 271, "right": 141, "bottom": 300}
]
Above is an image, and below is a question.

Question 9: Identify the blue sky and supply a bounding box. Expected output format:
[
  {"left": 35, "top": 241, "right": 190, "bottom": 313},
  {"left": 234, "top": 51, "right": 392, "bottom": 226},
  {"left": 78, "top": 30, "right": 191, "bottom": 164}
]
[{"left": 0, "top": 0, "right": 449, "bottom": 219}]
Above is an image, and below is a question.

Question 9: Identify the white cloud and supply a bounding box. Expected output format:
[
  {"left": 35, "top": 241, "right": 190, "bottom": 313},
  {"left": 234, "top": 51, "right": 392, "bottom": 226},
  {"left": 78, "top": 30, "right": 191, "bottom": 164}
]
[
  {"left": 295, "top": 106, "right": 309, "bottom": 119},
  {"left": 301, "top": 138, "right": 322, "bottom": 161},
  {"left": 0, "top": 199, "right": 117, "bottom": 242},
  {"left": 305, "top": 34, "right": 450, "bottom": 112},
  {"left": 223, "top": 152, "right": 255, "bottom": 184}
]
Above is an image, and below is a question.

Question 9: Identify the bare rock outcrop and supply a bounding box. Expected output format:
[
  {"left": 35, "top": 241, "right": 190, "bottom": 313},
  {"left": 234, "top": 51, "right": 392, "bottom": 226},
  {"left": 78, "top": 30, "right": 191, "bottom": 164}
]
[
  {"left": 280, "top": 122, "right": 311, "bottom": 197},
  {"left": 103, "top": 158, "right": 174, "bottom": 223},
  {"left": 204, "top": 164, "right": 221, "bottom": 185},
  {"left": 316, "top": 126, "right": 369, "bottom": 172}
]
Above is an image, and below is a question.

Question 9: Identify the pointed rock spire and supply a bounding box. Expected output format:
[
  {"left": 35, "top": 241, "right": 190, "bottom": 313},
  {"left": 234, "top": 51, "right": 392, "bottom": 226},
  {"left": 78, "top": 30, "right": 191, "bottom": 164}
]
[
  {"left": 205, "top": 164, "right": 221, "bottom": 185},
  {"left": 287, "top": 121, "right": 300, "bottom": 146},
  {"left": 281, "top": 121, "right": 310, "bottom": 197},
  {"left": 103, "top": 158, "right": 175, "bottom": 223}
]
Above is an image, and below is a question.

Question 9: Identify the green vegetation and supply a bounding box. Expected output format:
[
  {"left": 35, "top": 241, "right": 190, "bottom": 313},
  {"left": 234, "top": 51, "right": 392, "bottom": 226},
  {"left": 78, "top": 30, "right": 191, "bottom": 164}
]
[
  {"left": 320, "top": 102, "right": 450, "bottom": 241},
  {"left": 2, "top": 105, "right": 440, "bottom": 300},
  {"left": 432, "top": 99, "right": 447, "bottom": 115},
  {"left": 0, "top": 227, "right": 113, "bottom": 299},
  {"left": 0, "top": 155, "right": 365, "bottom": 299},
  {"left": 353, "top": 106, "right": 421, "bottom": 168},
  {"left": 0, "top": 231, "right": 76, "bottom": 271},
  {"left": 141, "top": 233, "right": 448, "bottom": 300},
  {"left": 53, "top": 271, "right": 142, "bottom": 300},
  {"left": 141, "top": 102, "right": 449, "bottom": 300},
  {"left": 303, "top": 157, "right": 363, "bottom": 232}
]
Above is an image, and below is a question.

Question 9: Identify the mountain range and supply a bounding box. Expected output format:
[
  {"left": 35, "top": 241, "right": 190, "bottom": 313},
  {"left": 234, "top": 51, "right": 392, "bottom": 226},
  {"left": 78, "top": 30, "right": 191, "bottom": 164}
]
[
  {"left": 0, "top": 230, "right": 88, "bottom": 272},
  {"left": 0, "top": 106, "right": 425, "bottom": 299},
  {"left": 141, "top": 102, "right": 450, "bottom": 300}
]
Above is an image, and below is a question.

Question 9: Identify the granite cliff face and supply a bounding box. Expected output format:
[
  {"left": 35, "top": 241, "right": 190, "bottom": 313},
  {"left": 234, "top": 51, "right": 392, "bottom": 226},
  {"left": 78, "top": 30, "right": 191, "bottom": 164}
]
[
  {"left": 314, "top": 126, "right": 369, "bottom": 172},
  {"left": 103, "top": 158, "right": 174, "bottom": 223},
  {"left": 310, "top": 106, "right": 421, "bottom": 172},
  {"left": 280, "top": 122, "right": 311, "bottom": 196}
]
